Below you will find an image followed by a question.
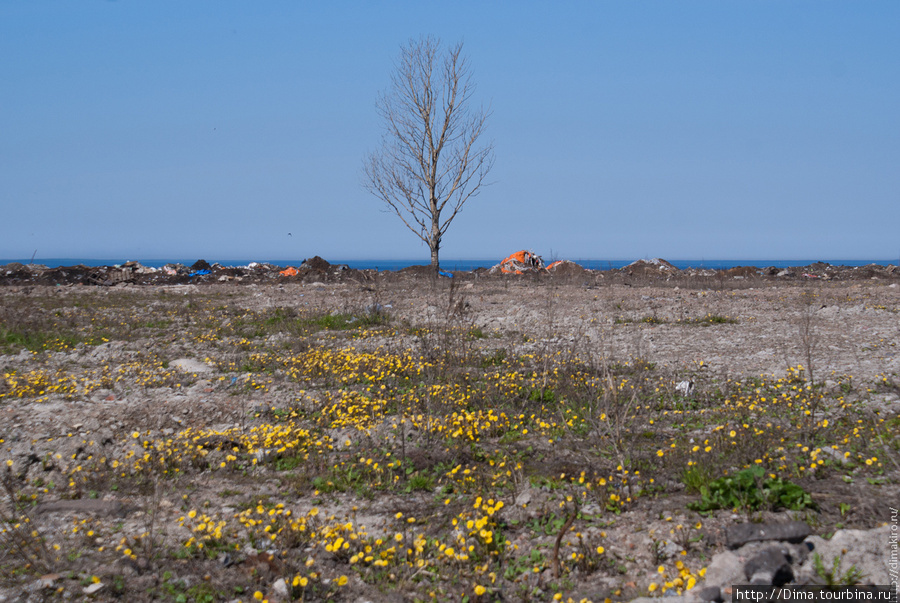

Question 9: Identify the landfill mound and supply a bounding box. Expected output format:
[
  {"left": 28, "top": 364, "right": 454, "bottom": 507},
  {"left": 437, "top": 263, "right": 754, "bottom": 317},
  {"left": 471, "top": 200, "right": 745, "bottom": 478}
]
[
  {"left": 623, "top": 258, "right": 679, "bottom": 275},
  {"left": 1, "top": 257, "right": 899, "bottom": 287},
  {"left": 546, "top": 259, "right": 586, "bottom": 277},
  {"left": 300, "top": 255, "right": 332, "bottom": 272}
]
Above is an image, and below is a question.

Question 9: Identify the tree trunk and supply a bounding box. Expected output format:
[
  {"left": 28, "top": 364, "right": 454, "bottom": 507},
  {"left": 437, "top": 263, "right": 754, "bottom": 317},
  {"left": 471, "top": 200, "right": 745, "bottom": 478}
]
[
  {"left": 430, "top": 213, "right": 441, "bottom": 270},
  {"left": 430, "top": 244, "right": 440, "bottom": 271}
]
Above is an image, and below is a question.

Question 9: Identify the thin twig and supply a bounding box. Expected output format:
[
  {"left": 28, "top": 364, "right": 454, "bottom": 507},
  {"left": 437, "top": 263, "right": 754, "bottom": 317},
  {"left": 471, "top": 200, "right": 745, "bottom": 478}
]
[{"left": 552, "top": 499, "right": 578, "bottom": 580}]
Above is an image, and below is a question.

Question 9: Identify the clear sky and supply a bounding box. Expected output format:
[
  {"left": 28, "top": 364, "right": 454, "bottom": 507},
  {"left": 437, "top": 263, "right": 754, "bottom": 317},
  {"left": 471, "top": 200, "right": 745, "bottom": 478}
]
[{"left": 2, "top": 1, "right": 898, "bottom": 263}]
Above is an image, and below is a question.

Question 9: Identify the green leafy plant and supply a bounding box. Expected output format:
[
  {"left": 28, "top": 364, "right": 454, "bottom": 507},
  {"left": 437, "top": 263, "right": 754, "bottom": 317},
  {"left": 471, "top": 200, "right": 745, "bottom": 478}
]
[{"left": 688, "top": 466, "right": 815, "bottom": 513}]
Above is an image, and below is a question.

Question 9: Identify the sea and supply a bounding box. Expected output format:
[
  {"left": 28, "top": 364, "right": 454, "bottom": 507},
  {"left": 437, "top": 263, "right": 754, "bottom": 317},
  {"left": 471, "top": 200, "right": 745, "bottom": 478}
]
[{"left": 1, "top": 258, "right": 896, "bottom": 272}]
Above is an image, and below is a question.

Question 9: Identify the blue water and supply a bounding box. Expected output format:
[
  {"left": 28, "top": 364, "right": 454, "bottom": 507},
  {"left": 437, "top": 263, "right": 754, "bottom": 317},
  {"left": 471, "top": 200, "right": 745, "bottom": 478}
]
[{"left": 2, "top": 257, "right": 896, "bottom": 271}]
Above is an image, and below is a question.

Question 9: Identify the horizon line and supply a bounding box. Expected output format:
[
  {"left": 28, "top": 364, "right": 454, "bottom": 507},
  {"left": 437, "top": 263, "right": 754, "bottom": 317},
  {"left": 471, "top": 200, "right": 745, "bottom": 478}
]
[{"left": 3, "top": 256, "right": 898, "bottom": 264}]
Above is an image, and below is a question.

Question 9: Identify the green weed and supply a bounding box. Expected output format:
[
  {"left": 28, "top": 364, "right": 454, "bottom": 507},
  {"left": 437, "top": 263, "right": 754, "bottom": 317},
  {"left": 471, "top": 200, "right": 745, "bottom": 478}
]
[{"left": 688, "top": 466, "right": 815, "bottom": 513}]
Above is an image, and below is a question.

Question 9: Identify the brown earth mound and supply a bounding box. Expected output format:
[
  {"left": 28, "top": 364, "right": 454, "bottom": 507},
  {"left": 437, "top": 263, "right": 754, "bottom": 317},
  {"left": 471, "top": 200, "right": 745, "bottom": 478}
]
[
  {"left": 623, "top": 258, "right": 679, "bottom": 275},
  {"left": 546, "top": 260, "right": 586, "bottom": 277},
  {"left": 301, "top": 256, "right": 331, "bottom": 272}
]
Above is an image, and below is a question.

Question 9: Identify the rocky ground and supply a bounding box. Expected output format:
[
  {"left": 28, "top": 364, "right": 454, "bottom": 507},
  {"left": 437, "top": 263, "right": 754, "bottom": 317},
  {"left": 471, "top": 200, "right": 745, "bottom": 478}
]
[{"left": 0, "top": 268, "right": 898, "bottom": 603}]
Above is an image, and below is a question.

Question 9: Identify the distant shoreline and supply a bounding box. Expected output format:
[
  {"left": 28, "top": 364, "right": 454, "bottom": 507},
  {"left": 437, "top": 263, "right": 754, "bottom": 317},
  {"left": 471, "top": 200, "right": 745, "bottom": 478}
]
[{"left": 2, "top": 258, "right": 897, "bottom": 272}]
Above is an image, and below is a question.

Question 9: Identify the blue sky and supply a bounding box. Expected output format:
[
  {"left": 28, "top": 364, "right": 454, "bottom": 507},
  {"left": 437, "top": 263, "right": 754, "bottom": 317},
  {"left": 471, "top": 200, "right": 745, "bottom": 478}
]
[{"left": 2, "top": 2, "right": 898, "bottom": 263}]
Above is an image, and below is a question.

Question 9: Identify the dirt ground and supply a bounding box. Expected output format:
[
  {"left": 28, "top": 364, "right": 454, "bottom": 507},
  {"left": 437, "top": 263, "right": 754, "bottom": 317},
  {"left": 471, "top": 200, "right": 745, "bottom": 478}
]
[{"left": 0, "top": 275, "right": 898, "bottom": 603}]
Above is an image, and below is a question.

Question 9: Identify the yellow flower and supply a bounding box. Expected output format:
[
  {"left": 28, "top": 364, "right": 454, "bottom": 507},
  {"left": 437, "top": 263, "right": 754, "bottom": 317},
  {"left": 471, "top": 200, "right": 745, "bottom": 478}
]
[
  {"left": 253, "top": 592, "right": 264, "bottom": 601},
  {"left": 596, "top": 546, "right": 605, "bottom": 555},
  {"left": 336, "top": 575, "right": 348, "bottom": 586},
  {"left": 474, "top": 585, "right": 486, "bottom": 596}
]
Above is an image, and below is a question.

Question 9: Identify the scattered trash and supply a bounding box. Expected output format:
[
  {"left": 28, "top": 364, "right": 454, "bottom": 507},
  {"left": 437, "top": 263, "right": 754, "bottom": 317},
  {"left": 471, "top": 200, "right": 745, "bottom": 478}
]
[
  {"left": 675, "top": 380, "right": 694, "bottom": 396},
  {"left": 1, "top": 257, "right": 897, "bottom": 287},
  {"left": 497, "top": 250, "right": 545, "bottom": 274}
]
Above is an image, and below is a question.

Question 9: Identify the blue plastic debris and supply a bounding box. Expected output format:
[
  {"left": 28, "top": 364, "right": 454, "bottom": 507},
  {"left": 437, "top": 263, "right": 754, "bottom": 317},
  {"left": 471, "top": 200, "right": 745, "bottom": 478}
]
[
  {"left": 189, "top": 269, "right": 211, "bottom": 277},
  {"left": 438, "top": 270, "right": 453, "bottom": 278}
]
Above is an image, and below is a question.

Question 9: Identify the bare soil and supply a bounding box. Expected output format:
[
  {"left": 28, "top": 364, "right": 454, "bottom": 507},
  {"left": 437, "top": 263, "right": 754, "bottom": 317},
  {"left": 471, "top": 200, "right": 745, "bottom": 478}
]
[{"left": 0, "top": 275, "right": 897, "bottom": 603}]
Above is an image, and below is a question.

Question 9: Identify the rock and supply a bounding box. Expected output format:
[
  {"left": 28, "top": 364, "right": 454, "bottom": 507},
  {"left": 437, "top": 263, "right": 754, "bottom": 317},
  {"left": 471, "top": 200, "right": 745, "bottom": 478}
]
[
  {"left": 797, "top": 525, "right": 894, "bottom": 586},
  {"left": 658, "top": 539, "right": 684, "bottom": 560},
  {"left": 272, "top": 578, "right": 289, "bottom": 600},
  {"left": 171, "top": 358, "right": 213, "bottom": 374},
  {"left": 83, "top": 582, "right": 105, "bottom": 595},
  {"left": 29, "top": 574, "right": 60, "bottom": 591},
  {"left": 726, "top": 521, "right": 811, "bottom": 548},
  {"left": 701, "top": 549, "right": 745, "bottom": 592},
  {"left": 697, "top": 586, "right": 723, "bottom": 602},
  {"left": 515, "top": 489, "right": 532, "bottom": 507},
  {"left": 744, "top": 547, "right": 794, "bottom": 586}
]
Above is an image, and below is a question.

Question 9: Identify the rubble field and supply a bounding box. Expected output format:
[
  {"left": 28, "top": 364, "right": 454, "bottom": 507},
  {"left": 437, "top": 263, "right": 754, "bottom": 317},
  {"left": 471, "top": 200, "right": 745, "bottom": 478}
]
[{"left": 1, "top": 270, "right": 898, "bottom": 603}]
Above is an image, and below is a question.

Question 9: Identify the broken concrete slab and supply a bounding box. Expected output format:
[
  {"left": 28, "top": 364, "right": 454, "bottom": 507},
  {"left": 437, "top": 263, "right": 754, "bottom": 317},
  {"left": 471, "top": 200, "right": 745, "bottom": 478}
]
[{"left": 726, "top": 521, "right": 811, "bottom": 548}]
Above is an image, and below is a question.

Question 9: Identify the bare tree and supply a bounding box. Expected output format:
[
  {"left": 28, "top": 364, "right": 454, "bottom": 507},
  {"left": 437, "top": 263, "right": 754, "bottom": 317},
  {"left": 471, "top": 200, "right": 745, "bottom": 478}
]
[{"left": 363, "top": 36, "right": 494, "bottom": 270}]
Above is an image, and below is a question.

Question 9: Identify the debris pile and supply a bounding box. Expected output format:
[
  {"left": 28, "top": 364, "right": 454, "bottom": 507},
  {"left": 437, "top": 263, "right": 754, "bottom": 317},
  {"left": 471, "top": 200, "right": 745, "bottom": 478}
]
[
  {"left": 624, "top": 258, "right": 679, "bottom": 275},
  {"left": 492, "top": 250, "right": 545, "bottom": 274},
  {"left": 1, "top": 256, "right": 898, "bottom": 287}
]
